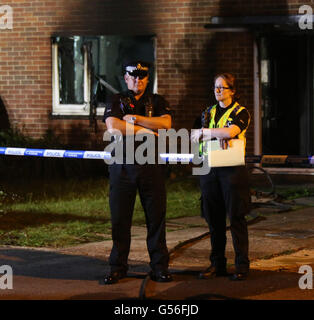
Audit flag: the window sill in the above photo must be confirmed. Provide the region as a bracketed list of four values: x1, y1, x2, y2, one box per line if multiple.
[49, 113, 103, 120]
[50, 107, 104, 120]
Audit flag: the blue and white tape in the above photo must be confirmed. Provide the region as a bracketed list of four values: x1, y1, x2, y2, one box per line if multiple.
[0, 148, 195, 162]
[159, 153, 195, 162]
[0, 147, 112, 160]
[0, 147, 314, 165]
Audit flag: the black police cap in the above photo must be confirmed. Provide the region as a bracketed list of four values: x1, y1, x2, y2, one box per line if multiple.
[123, 61, 151, 78]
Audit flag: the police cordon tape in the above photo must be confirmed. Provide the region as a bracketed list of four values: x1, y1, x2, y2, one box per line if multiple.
[1, 147, 314, 165]
[0, 147, 112, 160]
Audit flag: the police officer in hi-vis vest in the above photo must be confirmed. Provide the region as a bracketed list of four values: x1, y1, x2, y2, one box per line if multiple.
[191, 73, 251, 281]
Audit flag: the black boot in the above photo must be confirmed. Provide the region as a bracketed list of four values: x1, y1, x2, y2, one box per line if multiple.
[149, 270, 173, 282]
[199, 265, 229, 279]
[103, 270, 127, 285]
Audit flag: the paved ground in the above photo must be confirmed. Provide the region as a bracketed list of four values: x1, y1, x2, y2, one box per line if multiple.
[0, 197, 314, 301]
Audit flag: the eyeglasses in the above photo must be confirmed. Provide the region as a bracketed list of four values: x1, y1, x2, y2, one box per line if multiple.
[213, 86, 230, 92]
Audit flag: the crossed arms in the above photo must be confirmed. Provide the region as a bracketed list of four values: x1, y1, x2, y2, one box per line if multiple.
[105, 114, 172, 136]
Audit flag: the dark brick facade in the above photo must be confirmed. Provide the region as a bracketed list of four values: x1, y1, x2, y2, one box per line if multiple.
[0, 0, 306, 152]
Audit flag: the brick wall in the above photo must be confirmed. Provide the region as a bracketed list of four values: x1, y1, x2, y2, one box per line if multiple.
[0, 0, 305, 151]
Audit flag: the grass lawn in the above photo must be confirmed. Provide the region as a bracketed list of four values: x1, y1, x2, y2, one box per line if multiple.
[0, 176, 201, 248]
[1, 170, 312, 248]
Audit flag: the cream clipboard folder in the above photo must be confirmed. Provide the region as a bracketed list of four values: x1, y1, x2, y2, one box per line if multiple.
[205, 139, 245, 167]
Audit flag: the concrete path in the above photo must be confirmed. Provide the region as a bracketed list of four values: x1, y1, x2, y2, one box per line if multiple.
[0, 204, 314, 300]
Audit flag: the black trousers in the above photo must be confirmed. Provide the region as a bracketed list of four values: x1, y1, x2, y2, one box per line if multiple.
[108, 163, 169, 273]
[200, 166, 250, 273]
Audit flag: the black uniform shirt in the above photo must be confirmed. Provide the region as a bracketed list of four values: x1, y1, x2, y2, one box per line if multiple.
[103, 90, 171, 121]
[103, 90, 171, 163]
[214, 101, 250, 132]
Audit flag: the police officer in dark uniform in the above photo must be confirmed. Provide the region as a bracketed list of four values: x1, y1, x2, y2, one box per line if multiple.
[103, 60, 172, 284]
[191, 73, 251, 281]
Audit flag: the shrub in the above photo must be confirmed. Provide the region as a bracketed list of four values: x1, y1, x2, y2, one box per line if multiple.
[0, 128, 108, 181]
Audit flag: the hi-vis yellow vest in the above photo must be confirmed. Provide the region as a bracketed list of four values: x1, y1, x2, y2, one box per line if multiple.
[199, 102, 249, 156]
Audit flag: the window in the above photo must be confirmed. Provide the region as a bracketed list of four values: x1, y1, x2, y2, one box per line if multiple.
[51, 35, 156, 117]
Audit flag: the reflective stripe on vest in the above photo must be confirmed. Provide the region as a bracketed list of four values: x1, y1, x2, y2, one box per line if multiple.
[199, 102, 249, 156]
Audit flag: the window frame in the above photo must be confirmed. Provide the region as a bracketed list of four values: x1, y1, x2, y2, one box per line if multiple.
[51, 35, 157, 117]
[51, 43, 91, 116]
